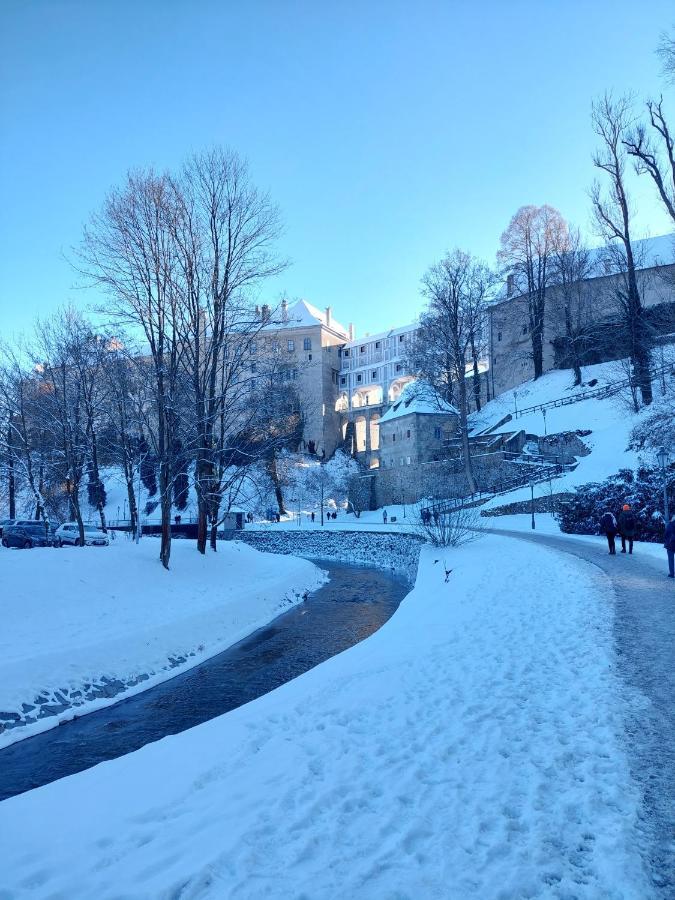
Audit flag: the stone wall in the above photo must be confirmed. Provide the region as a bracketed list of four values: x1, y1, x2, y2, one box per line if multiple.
[237, 530, 424, 586]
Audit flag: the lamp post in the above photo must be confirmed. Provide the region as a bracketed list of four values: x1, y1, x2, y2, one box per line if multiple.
[657, 446, 670, 524]
[542, 407, 547, 437]
[529, 479, 535, 530]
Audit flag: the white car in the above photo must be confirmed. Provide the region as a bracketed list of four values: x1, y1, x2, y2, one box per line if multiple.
[54, 523, 110, 547]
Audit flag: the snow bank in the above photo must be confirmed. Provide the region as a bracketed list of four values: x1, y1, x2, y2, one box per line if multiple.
[0, 535, 651, 898]
[0, 539, 325, 747]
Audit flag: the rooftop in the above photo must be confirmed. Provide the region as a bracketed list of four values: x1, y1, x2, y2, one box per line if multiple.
[379, 381, 459, 423]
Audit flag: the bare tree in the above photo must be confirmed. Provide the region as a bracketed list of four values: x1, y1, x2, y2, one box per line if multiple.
[414, 501, 480, 548]
[32, 310, 91, 545]
[420, 249, 493, 494]
[624, 97, 675, 228]
[550, 225, 594, 386]
[79, 170, 183, 568]
[498, 205, 568, 380]
[170, 148, 286, 554]
[591, 93, 653, 406]
[658, 28, 675, 82]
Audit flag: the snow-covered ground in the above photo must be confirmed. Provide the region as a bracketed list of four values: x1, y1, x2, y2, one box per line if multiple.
[0, 535, 652, 898]
[0, 539, 325, 748]
[471, 355, 673, 510]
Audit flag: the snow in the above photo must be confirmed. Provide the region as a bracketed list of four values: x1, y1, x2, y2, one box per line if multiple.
[0, 535, 651, 898]
[0, 539, 325, 748]
[471, 355, 675, 509]
[379, 380, 459, 423]
[264, 298, 349, 336]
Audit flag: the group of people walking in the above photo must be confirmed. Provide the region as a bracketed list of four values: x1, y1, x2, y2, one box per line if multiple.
[601, 504, 675, 578]
[600, 505, 637, 556]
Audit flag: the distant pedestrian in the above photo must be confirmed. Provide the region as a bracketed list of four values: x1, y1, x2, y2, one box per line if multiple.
[275, 512, 281, 523]
[599, 510, 618, 555]
[664, 513, 675, 578]
[618, 504, 636, 554]
[382, 509, 388, 524]
[433, 510, 440, 526]
[311, 511, 315, 523]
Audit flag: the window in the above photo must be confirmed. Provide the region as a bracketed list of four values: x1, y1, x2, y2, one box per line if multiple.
[392, 433, 396, 442]
[344, 349, 350, 358]
[375, 341, 381, 349]
[399, 335, 404, 342]
[272, 340, 279, 351]
[406, 429, 411, 438]
[303, 338, 312, 351]
[340, 376, 346, 385]
[434, 427, 442, 439]
[406, 456, 411, 465]
[396, 363, 402, 372]
[250, 363, 257, 373]
[522, 324, 528, 335]
[287, 339, 295, 352]
[291, 369, 298, 380]
[357, 373, 362, 383]
[308, 353, 312, 361]
[360, 345, 366, 354]
[497, 331, 502, 342]
[372, 370, 377, 379]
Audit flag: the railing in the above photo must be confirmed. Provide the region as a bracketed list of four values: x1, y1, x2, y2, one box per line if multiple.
[510, 359, 674, 421]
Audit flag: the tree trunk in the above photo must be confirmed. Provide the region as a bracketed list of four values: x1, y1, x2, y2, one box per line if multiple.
[268, 453, 286, 515]
[470, 340, 481, 412]
[7, 423, 15, 519]
[123, 454, 137, 536]
[458, 376, 476, 494]
[90, 430, 107, 530]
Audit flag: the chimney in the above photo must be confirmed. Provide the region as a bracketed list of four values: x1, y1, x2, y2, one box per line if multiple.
[281, 298, 289, 323]
[506, 274, 515, 298]
[261, 303, 270, 322]
[349, 323, 354, 341]
[255, 304, 260, 318]
[325, 306, 332, 328]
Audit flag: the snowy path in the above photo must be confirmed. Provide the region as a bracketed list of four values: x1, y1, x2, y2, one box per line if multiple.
[483, 526, 675, 896]
[0, 537, 652, 899]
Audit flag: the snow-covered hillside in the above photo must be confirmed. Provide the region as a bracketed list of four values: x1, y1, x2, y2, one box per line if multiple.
[470, 354, 673, 507]
[0, 540, 325, 748]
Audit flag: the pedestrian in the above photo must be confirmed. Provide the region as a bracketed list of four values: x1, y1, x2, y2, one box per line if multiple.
[664, 513, 675, 578]
[275, 512, 281, 524]
[599, 509, 618, 555]
[311, 511, 315, 523]
[618, 504, 636, 554]
[382, 509, 388, 524]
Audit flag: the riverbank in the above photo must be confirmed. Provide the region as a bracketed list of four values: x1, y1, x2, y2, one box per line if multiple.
[0, 534, 651, 898]
[0, 540, 325, 748]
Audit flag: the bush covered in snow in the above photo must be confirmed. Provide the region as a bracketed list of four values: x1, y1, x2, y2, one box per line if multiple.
[557, 465, 675, 542]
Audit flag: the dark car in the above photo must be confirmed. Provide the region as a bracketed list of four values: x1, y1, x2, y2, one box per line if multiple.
[0, 518, 15, 537]
[2, 522, 55, 549]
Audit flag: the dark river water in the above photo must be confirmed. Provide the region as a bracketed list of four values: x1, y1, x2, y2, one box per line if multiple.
[0, 559, 409, 802]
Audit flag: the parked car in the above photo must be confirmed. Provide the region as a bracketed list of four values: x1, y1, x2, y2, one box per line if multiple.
[54, 522, 109, 547]
[0, 518, 15, 537]
[2, 522, 55, 548]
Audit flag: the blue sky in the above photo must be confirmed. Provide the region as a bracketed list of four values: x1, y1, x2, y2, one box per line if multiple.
[1, 0, 674, 340]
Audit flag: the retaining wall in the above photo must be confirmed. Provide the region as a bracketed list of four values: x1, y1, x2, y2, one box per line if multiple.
[237, 530, 424, 586]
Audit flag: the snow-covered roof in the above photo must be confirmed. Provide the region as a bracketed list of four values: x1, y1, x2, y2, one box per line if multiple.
[342, 322, 418, 349]
[266, 299, 349, 337]
[493, 233, 675, 305]
[379, 381, 459, 423]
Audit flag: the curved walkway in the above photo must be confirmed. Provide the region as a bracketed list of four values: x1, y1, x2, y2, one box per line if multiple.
[485, 526, 675, 897]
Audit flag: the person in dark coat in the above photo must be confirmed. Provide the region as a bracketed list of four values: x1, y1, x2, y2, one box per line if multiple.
[618, 504, 637, 554]
[600, 510, 618, 555]
[664, 513, 675, 578]
[382, 509, 388, 524]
